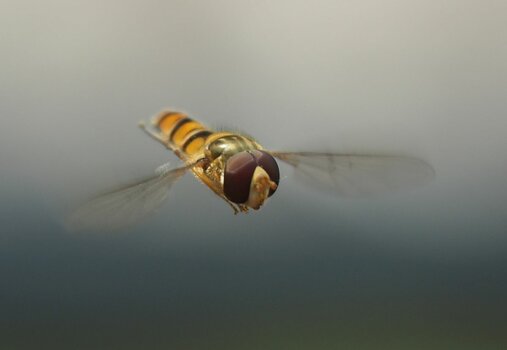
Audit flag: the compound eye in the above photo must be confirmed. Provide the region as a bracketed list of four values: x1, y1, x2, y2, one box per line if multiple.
[224, 152, 257, 204]
[250, 150, 280, 196]
[224, 150, 281, 203]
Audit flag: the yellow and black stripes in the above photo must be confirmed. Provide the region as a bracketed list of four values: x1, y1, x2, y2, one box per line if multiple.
[153, 110, 212, 156]
[181, 130, 212, 154]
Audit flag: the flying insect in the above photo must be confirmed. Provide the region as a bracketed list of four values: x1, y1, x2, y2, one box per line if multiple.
[67, 109, 434, 230]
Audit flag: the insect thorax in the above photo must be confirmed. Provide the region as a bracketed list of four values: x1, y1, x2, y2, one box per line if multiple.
[203, 134, 262, 185]
[206, 134, 261, 160]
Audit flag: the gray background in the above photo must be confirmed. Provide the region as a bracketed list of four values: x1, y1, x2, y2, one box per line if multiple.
[1, 0, 507, 349]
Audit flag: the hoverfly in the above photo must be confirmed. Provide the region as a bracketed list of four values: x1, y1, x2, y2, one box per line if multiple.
[67, 109, 434, 231]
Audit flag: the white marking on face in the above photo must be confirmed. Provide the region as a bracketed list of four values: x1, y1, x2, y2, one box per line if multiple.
[245, 166, 271, 209]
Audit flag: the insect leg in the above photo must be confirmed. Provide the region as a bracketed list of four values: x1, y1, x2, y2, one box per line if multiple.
[189, 163, 244, 214]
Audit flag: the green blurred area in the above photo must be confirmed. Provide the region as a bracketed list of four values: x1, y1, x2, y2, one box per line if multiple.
[1, 194, 506, 349]
[3, 301, 506, 349]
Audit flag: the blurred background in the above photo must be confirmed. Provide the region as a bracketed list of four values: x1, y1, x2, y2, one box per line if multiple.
[1, 0, 507, 349]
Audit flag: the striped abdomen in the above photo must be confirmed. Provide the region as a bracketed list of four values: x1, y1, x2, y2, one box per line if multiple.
[154, 111, 213, 158]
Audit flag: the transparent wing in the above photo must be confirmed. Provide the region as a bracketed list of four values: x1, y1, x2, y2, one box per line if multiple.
[272, 152, 434, 197]
[66, 163, 189, 232]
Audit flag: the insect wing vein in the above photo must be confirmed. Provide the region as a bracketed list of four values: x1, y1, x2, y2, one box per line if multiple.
[271, 151, 434, 197]
[66, 165, 188, 231]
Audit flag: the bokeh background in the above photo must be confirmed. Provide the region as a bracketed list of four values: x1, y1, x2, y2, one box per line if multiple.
[2, 0, 507, 349]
